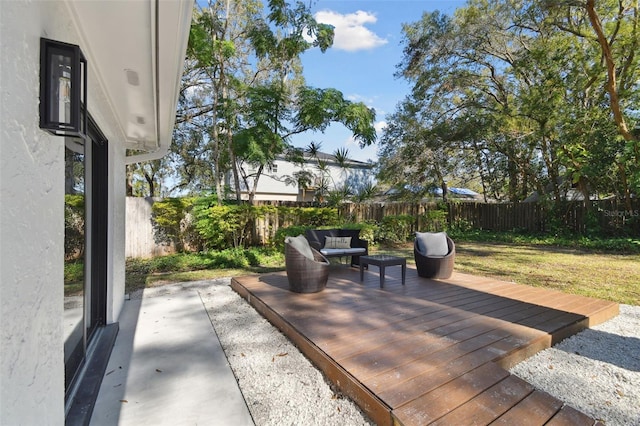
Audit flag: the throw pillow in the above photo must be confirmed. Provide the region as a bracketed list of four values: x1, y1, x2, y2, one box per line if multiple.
[285, 235, 315, 260]
[324, 236, 352, 249]
[416, 232, 449, 256]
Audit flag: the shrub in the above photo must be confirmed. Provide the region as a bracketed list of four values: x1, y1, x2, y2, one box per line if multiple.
[273, 225, 310, 251]
[420, 207, 449, 232]
[64, 260, 84, 284]
[272, 206, 337, 228]
[152, 197, 203, 252]
[65, 194, 85, 260]
[340, 222, 376, 243]
[375, 215, 414, 245]
[194, 204, 252, 249]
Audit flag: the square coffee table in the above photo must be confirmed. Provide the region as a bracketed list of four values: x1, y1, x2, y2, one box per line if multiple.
[359, 254, 406, 288]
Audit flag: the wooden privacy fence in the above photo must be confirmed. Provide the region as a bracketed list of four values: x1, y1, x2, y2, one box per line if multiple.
[126, 197, 638, 257]
[339, 199, 639, 235]
[447, 202, 546, 232]
[448, 199, 639, 234]
[126, 197, 174, 258]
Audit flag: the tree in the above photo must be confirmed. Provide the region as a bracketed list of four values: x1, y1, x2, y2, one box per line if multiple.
[379, 0, 638, 206]
[173, 0, 262, 202]
[232, 1, 376, 202]
[126, 157, 169, 197]
[543, 0, 640, 207]
[174, 1, 376, 204]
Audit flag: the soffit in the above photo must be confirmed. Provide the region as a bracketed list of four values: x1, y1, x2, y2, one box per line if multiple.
[66, 0, 192, 152]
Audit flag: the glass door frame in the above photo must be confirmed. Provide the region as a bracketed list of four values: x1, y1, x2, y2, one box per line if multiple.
[64, 114, 108, 400]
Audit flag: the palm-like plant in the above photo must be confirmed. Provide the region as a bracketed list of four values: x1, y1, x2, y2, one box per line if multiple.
[306, 141, 322, 158]
[326, 183, 353, 206]
[352, 180, 377, 202]
[293, 170, 314, 201]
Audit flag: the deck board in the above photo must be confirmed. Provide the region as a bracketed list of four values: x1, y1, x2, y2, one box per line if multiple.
[231, 266, 618, 426]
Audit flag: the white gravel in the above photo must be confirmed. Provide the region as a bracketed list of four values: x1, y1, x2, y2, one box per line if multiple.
[510, 304, 640, 426]
[133, 279, 640, 426]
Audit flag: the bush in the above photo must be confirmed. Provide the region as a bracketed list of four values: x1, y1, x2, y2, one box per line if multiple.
[152, 197, 203, 251]
[64, 260, 84, 284]
[270, 206, 337, 228]
[375, 215, 414, 245]
[340, 222, 376, 243]
[193, 204, 257, 250]
[273, 225, 310, 251]
[65, 194, 85, 260]
[420, 207, 449, 232]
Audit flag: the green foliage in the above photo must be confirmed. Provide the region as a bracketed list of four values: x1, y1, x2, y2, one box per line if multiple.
[295, 87, 377, 146]
[273, 225, 310, 251]
[375, 215, 415, 245]
[295, 207, 339, 227]
[380, 0, 639, 205]
[125, 248, 278, 276]
[341, 222, 376, 244]
[419, 207, 449, 232]
[65, 194, 85, 260]
[151, 196, 341, 251]
[64, 261, 84, 284]
[194, 204, 257, 250]
[152, 197, 203, 251]
[448, 229, 640, 254]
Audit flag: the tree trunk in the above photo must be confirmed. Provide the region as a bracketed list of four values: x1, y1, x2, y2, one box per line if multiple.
[586, 0, 635, 145]
[144, 170, 155, 197]
[126, 164, 134, 196]
[586, 0, 637, 210]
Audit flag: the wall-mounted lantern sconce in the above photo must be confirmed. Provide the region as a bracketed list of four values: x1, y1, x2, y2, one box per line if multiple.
[39, 38, 87, 137]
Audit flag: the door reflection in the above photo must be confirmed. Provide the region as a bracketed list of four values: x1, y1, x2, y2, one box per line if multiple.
[64, 138, 85, 388]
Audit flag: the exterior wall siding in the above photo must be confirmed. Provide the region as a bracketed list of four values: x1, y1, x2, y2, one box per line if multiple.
[241, 157, 371, 201]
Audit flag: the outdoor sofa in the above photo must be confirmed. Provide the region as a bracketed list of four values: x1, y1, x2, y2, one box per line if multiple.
[305, 228, 368, 267]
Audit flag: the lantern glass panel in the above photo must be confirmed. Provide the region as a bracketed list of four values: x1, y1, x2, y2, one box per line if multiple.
[49, 52, 73, 127]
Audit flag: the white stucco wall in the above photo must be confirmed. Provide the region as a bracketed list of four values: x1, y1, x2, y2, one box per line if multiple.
[1, 1, 127, 422]
[109, 141, 127, 323]
[1, 2, 71, 423]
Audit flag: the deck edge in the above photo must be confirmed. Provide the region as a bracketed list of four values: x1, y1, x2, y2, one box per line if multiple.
[230, 277, 393, 426]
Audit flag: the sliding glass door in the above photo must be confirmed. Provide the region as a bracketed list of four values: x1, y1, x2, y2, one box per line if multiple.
[63, 117, 107, 398]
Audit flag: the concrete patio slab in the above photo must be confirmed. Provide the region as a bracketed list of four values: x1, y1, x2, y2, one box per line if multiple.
[90, 290, 253, 425]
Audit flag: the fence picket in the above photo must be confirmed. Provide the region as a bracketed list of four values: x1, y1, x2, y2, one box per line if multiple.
[125, 198, 639, 257]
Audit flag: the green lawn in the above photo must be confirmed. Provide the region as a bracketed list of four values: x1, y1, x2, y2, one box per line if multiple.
[120, 241, 640, 305]
[371, 242, 640, 305]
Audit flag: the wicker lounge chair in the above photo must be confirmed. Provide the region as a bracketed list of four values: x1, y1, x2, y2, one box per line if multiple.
[413, 233, 455, 279]
[285, 236, 330, 293]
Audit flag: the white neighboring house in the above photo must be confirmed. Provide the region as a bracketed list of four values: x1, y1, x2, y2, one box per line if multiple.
[0, 1, 192, 424]
[235, 151, 374, 202]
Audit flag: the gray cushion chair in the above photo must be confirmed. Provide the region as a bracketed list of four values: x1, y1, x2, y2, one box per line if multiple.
[414, 232, 455, 279]
[284, 235, 330, 293]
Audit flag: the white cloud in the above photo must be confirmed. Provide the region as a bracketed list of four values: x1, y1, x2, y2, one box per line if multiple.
[346, 93, 378, 107]
[315, 10, 388, 52]
[374, 120, 387, 134]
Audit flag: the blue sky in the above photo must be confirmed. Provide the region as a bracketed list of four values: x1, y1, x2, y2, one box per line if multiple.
[291, 0, 468, 162]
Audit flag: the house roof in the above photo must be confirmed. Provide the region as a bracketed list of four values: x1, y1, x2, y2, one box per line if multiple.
[278, 150, 373, 169]
[66, 0, 192, 161]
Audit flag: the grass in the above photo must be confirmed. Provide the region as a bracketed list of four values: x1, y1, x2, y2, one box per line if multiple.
[60, 232, 637, 305]
[371, 242, 640, 305]
[124, 248, 284, 293]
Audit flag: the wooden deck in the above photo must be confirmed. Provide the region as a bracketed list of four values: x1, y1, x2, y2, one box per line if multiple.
[231, 265, 618, 426]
